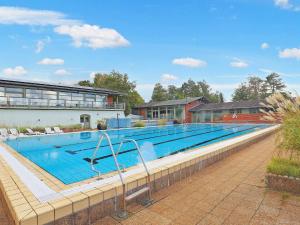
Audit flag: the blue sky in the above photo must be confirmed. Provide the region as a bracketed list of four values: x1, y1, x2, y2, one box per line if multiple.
[0, 0, 300, 101]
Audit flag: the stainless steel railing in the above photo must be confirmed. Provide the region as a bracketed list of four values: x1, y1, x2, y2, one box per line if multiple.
[0, 96, 125, 110]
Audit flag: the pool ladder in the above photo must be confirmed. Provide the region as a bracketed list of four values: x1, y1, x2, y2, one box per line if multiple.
[90, 132, 152, 219]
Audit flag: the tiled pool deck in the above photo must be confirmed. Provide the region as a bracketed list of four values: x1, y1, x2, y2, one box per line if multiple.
[91, 134, 300, 225]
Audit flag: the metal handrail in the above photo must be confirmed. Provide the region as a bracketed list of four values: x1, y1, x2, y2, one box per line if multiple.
[90, 132, 125, 185]
[116, 139, 150, 176]
[0, 96, 125, 110]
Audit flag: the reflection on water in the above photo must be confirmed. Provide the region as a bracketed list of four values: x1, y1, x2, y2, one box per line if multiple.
[138, 142, 157, 162]
[80, 132, 92, 140]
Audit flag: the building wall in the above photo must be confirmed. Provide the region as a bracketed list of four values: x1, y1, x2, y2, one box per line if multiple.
[0, 109, 124, 129]
[138, 108, 147, 119]
[107, 96, 114, 104]
[184, 101, 203, 123]
[192, 108, 265, 123]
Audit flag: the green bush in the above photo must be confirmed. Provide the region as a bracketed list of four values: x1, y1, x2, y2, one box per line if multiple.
[133, 121, 145, 127]
[17, 127, 28, 133]
[279, 115, 300, 159]
[267, 158, 300, 178]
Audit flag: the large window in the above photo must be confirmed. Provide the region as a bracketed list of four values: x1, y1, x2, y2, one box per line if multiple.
[249, 108, 258, 114]
[0, 87, 4, 96]
[71, 93, 84, 101]
[26, 89, 42, 99]
[59, 92, 72, 100]
[85, 93, 96, 102]
[43, 90, 57, 99]
[5, 87, 24, 98]
[96, 95, 107, 102]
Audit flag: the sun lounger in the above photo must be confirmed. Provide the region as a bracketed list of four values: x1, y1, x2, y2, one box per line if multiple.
[45, 127, 55, 134]
[26, 128, 43, 135]
[0, 128, 17, 139]
[0, 128, 9, 139]
[9, 128, 25, 137]
[53, 127, 64, 133]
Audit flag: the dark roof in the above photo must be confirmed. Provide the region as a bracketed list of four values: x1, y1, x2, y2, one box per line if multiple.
[189, 100, 264, 112]
[135, 97, 208, 108]
[0, 78, 124, 95]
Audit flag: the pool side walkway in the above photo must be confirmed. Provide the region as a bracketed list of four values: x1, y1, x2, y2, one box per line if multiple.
[94, 135, 300, 225]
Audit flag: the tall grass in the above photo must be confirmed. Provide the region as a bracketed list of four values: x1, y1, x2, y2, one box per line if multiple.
[261, 93, 300, 160]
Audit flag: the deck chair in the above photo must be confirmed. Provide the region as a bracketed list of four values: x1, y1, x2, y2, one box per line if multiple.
[9, 128, 25, 137]
[26, 128, 42, 135]
[53, 127, 64, 133]
[45, 127, 55, 134]
[0, 128, 9, 138]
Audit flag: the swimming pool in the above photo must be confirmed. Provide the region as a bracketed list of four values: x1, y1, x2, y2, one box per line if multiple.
[5, 123, 270, 184]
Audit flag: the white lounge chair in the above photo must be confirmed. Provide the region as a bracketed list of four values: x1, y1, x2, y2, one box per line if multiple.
[26, 128, 42, 135]
[0, 128, 16, 139]
[9, 128, 25, 137]
[53, 127, 64, 133]
[45, 127, 55, 134]
[0, 128, 9, 139]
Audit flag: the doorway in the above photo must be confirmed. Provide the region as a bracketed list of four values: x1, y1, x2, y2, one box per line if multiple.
[80, 114, 91, 129]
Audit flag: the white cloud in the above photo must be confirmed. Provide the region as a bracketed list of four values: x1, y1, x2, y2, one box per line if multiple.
[161, 73, 178, 82]
[274, 0, 292, 9]
[54, 24, 130, 49]
[38, 58, 64, 65]
[54, 69, 70, 76]
[274, 0, 300, 11]
[279, 48, 300, 60]
[230, 58, 249, 68]
[35, 36, 51, 53]
[261, 42, 269, 49]
[0, 7, 130, 50]
[172, 57, 207, 68]
[0, 6, 79, 26]
[2, 66, 27, 76]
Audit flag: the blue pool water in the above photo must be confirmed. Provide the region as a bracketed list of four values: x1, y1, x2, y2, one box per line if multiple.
[5, 123, 270, 184]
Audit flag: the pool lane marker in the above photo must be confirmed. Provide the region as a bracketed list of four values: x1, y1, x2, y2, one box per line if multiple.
[57, 124, 189, 149]
[84, 125, 247, 164]
[66, 124, 223, 155]
[165, 125, 260, 157]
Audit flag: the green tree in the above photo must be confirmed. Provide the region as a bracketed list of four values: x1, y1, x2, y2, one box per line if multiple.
[167, 85, 183, 100]
[151, 83, 168, 101]
[232, 74, 287, 101]
[232, 83, 250, 101]
[78, 70, 144, 115]
[78, 80, 92, 87]
[265, 73, 286, 94]
[218, 93, 224, 103]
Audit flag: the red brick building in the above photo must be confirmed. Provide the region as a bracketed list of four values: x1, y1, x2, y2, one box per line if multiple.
[134, 98, 269, 123]
[133, 97, 209, 123]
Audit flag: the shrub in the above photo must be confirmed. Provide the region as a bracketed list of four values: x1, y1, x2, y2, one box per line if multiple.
[157, 119, 167, 126]
[17, 127, 27, 133]
[261, 93, 300, 160]
[267, 158, 300, 178]
[133, 121, 145, 127]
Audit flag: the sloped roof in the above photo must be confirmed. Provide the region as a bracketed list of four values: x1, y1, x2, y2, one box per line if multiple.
[0, 78, 125, 95]
[189, 99, 264, 112]
[135, 96, 208, 108]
